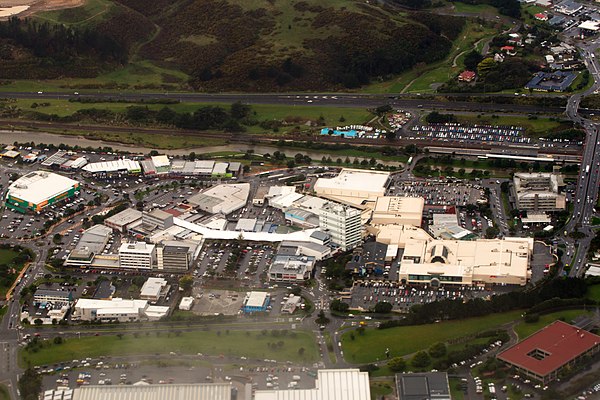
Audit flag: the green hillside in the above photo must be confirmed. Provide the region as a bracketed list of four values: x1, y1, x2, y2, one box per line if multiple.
[0, 0, 466, 92]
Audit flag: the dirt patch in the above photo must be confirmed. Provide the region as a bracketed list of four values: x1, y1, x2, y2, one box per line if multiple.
[1, 0, 84, 18]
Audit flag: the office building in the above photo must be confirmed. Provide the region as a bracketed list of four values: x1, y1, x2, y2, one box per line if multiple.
[5, 171, 80, 213]
[72, 298, 149, 322]
[319, 202, 362, 251]
[242, 291, 270, 313]
[498, 320, 600, 384]
[156, 242, 193, 271]
[139, 277, 168, 302]
[118, 242, 156, 270]
[268, 254, 316, 282]
[513, 173, 566, 212]
[104, 208, 142, 232]
[65, 225, 112, 267]
[142, 209, 174, 230]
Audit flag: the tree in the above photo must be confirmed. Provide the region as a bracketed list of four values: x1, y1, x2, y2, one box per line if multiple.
[485, 226, 500, 239]
[373, 301, 393, 314]
[179, 275, 194, 291]
[477, 57, 495, 77]
[388, 356, 407, 372]
[116, 333, 124, 340]
[18, 368, 42, 400]
[411, 351, 431, 368]
[286, 160, 296, 169]
[53, 336, 64, 345]
[428, 342, 447, 358]
[463, 50, 483, 71]
[298, 347, 305, 356]
[330, 299, 350, 312]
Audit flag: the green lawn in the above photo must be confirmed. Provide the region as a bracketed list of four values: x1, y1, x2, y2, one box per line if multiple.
[11, 98, 373, 137]
[341, 310, 522, 364]
[514, 309, 593, 340]
[365, 21, 497, 93]
[449, 377, 466, 400]
[370, 381, 394, 400]
[0, 384, 9, 400]
[452, 2, 498, 14]
[0, 249, 18, 264]
[586, 285, 600, 302]
[20, 329, 319, 366]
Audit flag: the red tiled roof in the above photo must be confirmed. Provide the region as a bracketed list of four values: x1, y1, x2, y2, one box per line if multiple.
[501, 46, 515, 51]
[458, 71, 476, 79]
[497, 320, 600, 377]
[163, 209, 183, 217]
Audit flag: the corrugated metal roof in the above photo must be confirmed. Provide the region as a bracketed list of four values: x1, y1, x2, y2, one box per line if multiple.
[255, 369, 370, 400]
[72, 383, 232, 400]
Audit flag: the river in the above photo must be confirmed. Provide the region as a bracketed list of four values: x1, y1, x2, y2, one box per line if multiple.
[0, 130, 404, 166]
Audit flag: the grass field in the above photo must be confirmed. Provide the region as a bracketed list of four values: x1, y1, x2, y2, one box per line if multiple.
[0, 385, 9, 400]
[586, 285, 600, 302]
[20, 329, 318, 366]
[370, 381, 394, 400]
[452, 2, 498, 14]
[341, 310, 522, 364]
[365, 21, 498, 93]
[33, 0, 114, 26]
[514, 309, 593, 339]
[11, 99, 373, 137]
[0, 249, 18, 265]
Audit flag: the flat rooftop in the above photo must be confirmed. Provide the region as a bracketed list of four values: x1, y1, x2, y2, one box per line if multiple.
[396, 372, 450, 400]
[71, 383, 232, 400]
[7, 171, 78, 204]
[315, 168, 389, 195]
[105, 208, 142, 227]
[498, 320, 600, 377]
[245, 291, 269, 308]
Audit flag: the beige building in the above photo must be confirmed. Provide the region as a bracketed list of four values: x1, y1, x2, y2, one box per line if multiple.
[513, 173, 566, 212]
[374, 225, 532, 286]
[314, 168, 390, 208]
[371, 196, 424, 226]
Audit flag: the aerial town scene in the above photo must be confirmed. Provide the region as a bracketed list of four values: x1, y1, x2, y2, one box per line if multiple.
[1, 0, 600, 400]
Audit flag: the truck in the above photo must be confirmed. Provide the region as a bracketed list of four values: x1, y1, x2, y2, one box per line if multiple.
[586, 165, 590, 174]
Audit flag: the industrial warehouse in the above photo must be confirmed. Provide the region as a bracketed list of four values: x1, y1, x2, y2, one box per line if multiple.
[5, 171, 80, 213]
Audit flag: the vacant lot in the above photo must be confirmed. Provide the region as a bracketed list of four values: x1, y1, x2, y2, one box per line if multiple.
[20, 329, 318, 366]
[341, 310, 522, 364]
[514, 309, 593, 339]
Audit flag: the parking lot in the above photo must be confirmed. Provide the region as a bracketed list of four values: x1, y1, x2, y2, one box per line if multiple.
[40, 357, 319, 393]
[407, 123, 532, 145]
[348, 281, 492, 311]
[195, 241, 275, 286]
[387, 179, 486, 207]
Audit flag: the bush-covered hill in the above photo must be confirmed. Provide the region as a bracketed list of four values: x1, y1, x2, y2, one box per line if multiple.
[114, 0, 465, 91]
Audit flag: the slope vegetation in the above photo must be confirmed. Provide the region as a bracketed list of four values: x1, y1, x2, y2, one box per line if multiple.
[114, 0, 465, 91]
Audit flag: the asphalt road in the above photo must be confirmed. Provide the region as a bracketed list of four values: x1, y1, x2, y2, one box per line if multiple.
[0, 91, 569, 114]
[561, 37, 600, 277]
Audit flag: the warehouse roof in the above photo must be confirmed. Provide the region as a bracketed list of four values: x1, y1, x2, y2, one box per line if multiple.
[7, 171, 79, 205]
[315, 169, 389, 195]
[498, 320, 600, 377]
[255, 369, 370, 400]
[104, 208, 143, 228]
[71, 383, 232, 400]
[83, 159, 141, 173]
[188, 183, 250, 214]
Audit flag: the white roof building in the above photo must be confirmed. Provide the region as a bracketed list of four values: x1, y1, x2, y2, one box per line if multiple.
[70, 383, 232, 400]
[179, 296, 194, 310]
[151, 155, 170, 168]
[188, 183, 250, 215]
[6, 171, 79, 207]
[314, 169, 390, 207]
[139, 277, 167, 301]
[73, 298, 148, 322]
[255, 369, 370, 400]
[83, 159, 141, 173]
[371, 196, 424, 226]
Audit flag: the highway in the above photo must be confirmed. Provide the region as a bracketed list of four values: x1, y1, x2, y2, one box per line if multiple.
[561, 40, 600, 277]
[0, 90, 570, 114]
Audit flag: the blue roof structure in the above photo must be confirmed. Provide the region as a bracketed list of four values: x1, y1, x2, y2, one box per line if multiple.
[525, 71, 577, 91]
